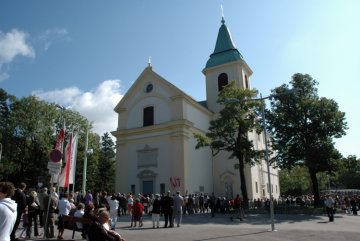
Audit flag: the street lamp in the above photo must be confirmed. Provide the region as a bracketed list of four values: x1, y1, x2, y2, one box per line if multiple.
[225, 88, 298, 232]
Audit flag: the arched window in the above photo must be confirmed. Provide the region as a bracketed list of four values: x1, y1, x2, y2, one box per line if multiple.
[245, 75, 249, 89]
[143, 106, 154, 126]
[218, 73, 228, 92]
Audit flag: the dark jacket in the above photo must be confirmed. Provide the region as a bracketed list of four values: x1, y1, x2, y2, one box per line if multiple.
[12, 188, 27, 212]
[161, 195, 173, 213]
[152, 198, 161, 214]
[87, 218, 118, 241]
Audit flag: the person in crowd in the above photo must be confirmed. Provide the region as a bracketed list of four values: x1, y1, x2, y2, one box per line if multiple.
[203, 194, 209, 213]
[82, 202, 96, 239]
[120, 193, 127, 216]
[350, 196, 358, 215]
[109, 193, 119, 230]
[209, 193, 216, 217]
[69, 198, 77, 215]
[88, 211, 125, 241]
[43, 191, 57, 238]
[151, 194, 161, 228]
[84, 190, 93, 206]
[26, 191, 40, 238]
[37, 187, 48, 227]
[74, 203, 85, 229]
[127, 193, 133, 215]
[233, 194, 244, 221]
[161, 191, 174, 228]
[116, 193, 122, 217]
[99, 191, 110, 210]
[199, 193, 204, 213]
[10, 182, 26, 241]
[324, 194, 335, 222]
[173, 191, 184, 227]
[0, 182, 17, 241]
[51, 187, 59, 202]
[131, 198, 144, 227]
[57, 193, 71, 239]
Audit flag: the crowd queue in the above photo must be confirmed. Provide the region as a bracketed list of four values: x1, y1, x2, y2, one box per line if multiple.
[1, 180, 360, 241]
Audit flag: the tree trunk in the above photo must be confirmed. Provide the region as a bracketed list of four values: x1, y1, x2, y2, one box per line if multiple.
[238, 155, 249, 207]
[309, 168, 321, 207]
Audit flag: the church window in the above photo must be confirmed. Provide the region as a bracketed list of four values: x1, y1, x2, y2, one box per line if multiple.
[143, 106, 154, 126]
[245, 75, 249, 89]
[218, 73, 228, 92]
[131, 184, 135, 195]
[160, 183, 165, 194]
[255, 181, 258, 193]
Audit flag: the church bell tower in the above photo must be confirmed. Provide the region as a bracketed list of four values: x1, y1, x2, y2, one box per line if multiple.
[203, 17, 253, 114]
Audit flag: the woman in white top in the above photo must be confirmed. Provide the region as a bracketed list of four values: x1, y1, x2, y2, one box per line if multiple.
[74, 203, 85, 229]
[57, 193, 71, 239]
[108, 194, 119, 230]
[127, 194, 133, 215]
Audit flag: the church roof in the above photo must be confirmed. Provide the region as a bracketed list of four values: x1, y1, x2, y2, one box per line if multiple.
[205, 17, 243, 69]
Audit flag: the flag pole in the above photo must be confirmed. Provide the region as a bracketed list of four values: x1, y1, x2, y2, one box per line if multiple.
[82, 127, 89, 195]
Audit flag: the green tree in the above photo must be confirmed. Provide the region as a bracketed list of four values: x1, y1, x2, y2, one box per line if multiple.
[0, 88, 102, 191]
[335, 155, 360, 189]
[279, 166, 311, 196]
[266, 74, 347, 206]
[94, 132, 116, 193]
[194, 81, 263, 204]
[0, 94, 58, 185]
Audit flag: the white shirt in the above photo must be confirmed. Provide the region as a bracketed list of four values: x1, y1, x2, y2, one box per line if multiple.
[109, 199, 119, 215]
[0, 198, 17, 241]
[74, 209, 84, 229]
[58, 198, 71, 216]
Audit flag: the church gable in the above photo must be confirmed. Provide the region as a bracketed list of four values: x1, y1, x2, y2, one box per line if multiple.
[114, 66, 202, 130]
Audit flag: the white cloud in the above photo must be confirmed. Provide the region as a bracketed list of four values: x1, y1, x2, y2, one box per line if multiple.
[0, 29, 35, 81]
[37, 27, 69, 51]
[33, 80, 123, 137]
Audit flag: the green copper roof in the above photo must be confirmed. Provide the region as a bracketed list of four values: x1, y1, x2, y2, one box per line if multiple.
[205, 17, 243, 68]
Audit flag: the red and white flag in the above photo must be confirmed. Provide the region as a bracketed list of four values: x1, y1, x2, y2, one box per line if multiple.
[51, 128, 65, 183]
[59, 131, 78, 188]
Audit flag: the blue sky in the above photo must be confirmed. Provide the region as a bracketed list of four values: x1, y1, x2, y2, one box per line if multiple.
[1, 0, 359, 157]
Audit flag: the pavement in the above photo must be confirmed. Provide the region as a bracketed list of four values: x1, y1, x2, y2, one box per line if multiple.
[14, 212, 360, 241]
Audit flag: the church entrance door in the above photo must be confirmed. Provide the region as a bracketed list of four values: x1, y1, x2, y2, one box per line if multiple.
[143, 180, 153, 195]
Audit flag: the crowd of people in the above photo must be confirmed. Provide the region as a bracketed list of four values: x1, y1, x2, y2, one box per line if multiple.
[2, 180, 360, 241]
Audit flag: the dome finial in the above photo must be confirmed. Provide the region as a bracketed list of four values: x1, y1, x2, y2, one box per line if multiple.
[221, 4, 225, 24]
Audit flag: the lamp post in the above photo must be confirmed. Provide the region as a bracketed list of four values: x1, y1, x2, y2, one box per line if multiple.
[55, 104, 66, 193]
[82, 127, 93, 195]
[82, 128, 89, 195]
[225, 88, 297, 232]
[0, 142, 2, 163]
[259, 93, 276, 232]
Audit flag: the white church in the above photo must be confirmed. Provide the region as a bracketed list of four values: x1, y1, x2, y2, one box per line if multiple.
[112, 17, 280, 200]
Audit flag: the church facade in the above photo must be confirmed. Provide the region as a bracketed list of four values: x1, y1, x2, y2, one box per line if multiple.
[112, 17, 280, 199]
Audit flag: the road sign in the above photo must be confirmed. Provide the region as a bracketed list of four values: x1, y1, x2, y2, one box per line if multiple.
[49, 149, 62, 163]
[47, 162, 61, 174]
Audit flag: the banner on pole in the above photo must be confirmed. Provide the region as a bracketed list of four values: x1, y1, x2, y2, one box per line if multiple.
[58, 131, 78, 188]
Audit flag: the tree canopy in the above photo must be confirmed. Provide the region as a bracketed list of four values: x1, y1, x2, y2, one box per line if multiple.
[0, 88, 116, 193]
[266, 73, 347, 206]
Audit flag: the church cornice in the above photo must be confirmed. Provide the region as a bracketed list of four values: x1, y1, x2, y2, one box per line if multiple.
[111, 119, 194, 140]
[202, 59, 253, 76]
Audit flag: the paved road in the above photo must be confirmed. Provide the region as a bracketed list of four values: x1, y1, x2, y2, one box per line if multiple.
[16, 212, 360, 241]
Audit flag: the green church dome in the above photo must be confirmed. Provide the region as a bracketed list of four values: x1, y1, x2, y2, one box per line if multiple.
[205, 17, 243, 69]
